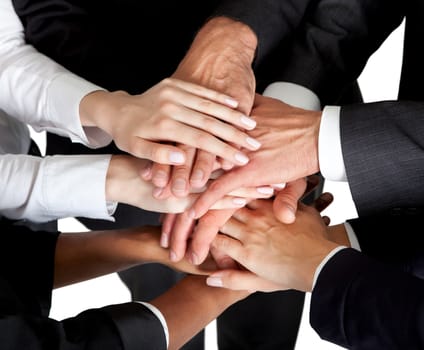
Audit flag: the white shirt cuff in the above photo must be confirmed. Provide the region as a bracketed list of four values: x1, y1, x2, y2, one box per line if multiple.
[46, 73, 113, 148]
[262, 82, 321, 111]
[137, 302, 169, 349]
[312, 246, 347, 291]
[344, 221, 361, 251]
[318, 106, 348, 181]
[38, 154, 116, 221]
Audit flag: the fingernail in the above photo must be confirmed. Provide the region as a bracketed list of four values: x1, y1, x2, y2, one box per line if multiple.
[172, 179, 186, 193]
[170, 250, 178, 262]
[188, 208, 196, 219]
[190, 252, 200, 265]
[140, 165, 152, 179]
[206, 276, 223, 287]
[160, 233, 169, 248]
[285, 205, 296, 222]
[240, 115, 256, 129]
[169, 152, 185, 164]
[256, 186, 274, 195]
[154, 171, 168, 187]
[234, 152, 249, 165]
[191, 169, 204, 183]
[232, 197, 247, 206]
[272, 183, 286, 190]
[225, 98, 239, 108]
[153, 187, 163, 198]
[246, 137, 261, 150]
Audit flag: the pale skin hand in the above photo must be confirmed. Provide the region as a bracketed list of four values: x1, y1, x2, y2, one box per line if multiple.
[79, 77, 260, 166]
[163, 177, 319, 266]
[206, 199, 341, 293]
[190, 93, 322, 219]
[105, 155, 273, 214]
[150, 16, 258, 195]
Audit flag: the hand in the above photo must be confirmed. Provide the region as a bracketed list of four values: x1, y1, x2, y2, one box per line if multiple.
[79, 78, 260, 165]
[106, 155, 271, 214]
[148, 17, 258, 197]
[207, 196, 339, 293]
[273, 175, 323, 224]
[190, 94, 322, 218]
[160, 182, 275, 262]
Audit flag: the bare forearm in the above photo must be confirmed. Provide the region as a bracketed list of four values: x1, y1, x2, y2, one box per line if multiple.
[53, 227, 162, 288]
[150, 275, 249, 350]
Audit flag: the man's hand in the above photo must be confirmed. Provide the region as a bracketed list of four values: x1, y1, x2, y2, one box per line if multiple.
[207, 196, 339, 293]
[190, 94, 322, 219]
[149, 16, 258, 197]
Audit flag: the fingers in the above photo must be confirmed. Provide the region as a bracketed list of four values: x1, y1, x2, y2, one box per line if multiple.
[228, 186, 274, 199]
[160, 213, 177, 248]
[206, 270, 282, 292]
[169, 146, 196, 197]
[218, 216, 246, 241]
[168, 78, 240, 113]
[129, 138, 186, 165]
[303, 174, 322, 199]
[272, 178, 308, 224]
[159, 119, 257, 165]
[191, 170, 244, 218]
[189, 150, 216, 189]
[168, 211, 197, 262]
[168, 78, 257, 130]
[187, 208, 237, 265]
[313, 192, 334, 213]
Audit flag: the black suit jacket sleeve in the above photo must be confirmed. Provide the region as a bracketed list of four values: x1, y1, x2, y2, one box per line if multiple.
[310, 248, 424, 350]
[0, 221, 167, 350]
[348, 214, 424, 278]
[269, 0, 405, 104]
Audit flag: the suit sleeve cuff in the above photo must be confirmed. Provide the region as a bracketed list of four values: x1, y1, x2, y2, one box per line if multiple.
[312, 246, 347, 291]
[137, 302, 169, 348]
[102, 302, 168, 350]
[319, 106, 348, 181]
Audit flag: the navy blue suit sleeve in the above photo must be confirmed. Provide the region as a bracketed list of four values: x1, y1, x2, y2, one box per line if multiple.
[311, 248, 424, 349]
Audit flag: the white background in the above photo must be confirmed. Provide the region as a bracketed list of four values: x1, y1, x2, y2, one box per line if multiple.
[30, 20, 405, 350]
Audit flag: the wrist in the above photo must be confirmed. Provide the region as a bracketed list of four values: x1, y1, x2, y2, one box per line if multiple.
[179, 17, 257, 80]
[306, 110, 322, 175]
[79, 90, 128, 135]
[327, 224, 351, 247]
[200, 17, 258, 60]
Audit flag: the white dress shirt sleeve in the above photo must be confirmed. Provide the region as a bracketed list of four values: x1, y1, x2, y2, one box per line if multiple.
[262, 82, 321, 111]
[0, 0, 112, 148]
[318, 106, 348, 181]
[0, 153, 117, 222]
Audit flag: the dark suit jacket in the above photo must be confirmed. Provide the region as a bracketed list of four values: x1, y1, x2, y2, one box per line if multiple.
[0, 219, 167, 349]
[310, 214, 424, 350]
[271, 0, 424, 217]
